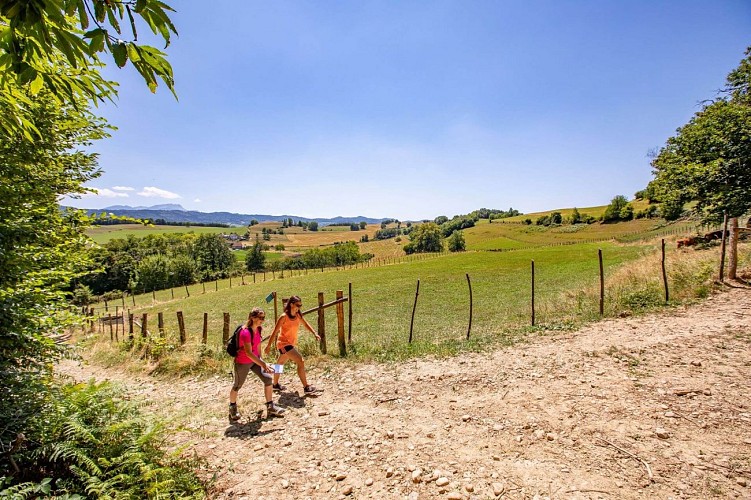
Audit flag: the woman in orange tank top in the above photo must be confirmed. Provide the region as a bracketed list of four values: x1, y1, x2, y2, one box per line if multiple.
[264, 295, 322, 395]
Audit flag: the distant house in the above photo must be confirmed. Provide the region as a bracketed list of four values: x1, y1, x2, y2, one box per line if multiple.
[230, 242, 245, 250]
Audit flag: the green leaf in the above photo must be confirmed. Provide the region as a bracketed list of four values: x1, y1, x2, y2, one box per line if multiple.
[126, 5, 138, 40]
[93, 0, 105, 23]
[76, 0, 88, 29]
[29, 74, 44, 94]
[111, 41, 128, 68]
[106, 6, 121, 34]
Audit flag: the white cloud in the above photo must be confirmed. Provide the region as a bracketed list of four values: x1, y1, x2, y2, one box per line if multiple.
[81, 188, 129, 198]
[138, 186, 181, 199]
[112, 186, 135, 191]
[194, 198, 202, 203]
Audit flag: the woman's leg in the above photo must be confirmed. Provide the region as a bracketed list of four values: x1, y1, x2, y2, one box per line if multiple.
[273, 350, 291, 386]
[285, 348, 308, 387]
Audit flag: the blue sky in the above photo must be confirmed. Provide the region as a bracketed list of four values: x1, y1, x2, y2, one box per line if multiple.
[65, 0, 751, 221]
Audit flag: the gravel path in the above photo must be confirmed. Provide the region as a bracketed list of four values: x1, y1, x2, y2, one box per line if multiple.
[59, 286, 751, 499]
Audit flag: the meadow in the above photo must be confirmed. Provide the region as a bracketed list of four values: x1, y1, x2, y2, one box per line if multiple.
[86, 223, 234, 244]
[84, 217, 748, 377]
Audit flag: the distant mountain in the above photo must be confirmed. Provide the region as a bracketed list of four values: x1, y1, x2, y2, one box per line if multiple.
[103, 203, 187, 211]
[76, 206, 388, 226]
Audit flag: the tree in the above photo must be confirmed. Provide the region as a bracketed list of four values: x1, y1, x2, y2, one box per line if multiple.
[602, 195, 630, 222]
[359, 221, 367, 230]
[245, 236, 266, 272]
[404, 222, 443, 254]
[650, 46, 751, 279]
[447, 231, 466, 252]
[569, 207, 582, 224]
[190, 233, 234, 280]
[1, 0, 177, 139]
[308, 221, 319, 231]
[0, 88, 106, 476]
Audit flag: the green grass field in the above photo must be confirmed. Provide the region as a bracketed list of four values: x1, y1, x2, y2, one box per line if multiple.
[98, 241, 656, 362]
[86, 224, 237, 244]
[85, 209, 741, 375]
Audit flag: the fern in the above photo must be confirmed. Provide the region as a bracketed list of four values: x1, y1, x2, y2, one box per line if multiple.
[1, 380, 205, 498]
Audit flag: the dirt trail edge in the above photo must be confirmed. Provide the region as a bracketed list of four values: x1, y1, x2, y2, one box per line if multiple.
[58, 287, 751, 499]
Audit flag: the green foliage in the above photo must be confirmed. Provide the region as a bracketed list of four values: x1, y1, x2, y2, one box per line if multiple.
[0, 89, 105, 469]
[602, 195, 631, 222]
[536, 213, 562, 226]
[245, 237, 266, 272]
[650, 46, 751, 224]
[1, 381, 205, 498]
[374, 227, 400, 240]
[308, 221, 319, 232]
[284, 241, 366, 269]
[447, 231, 466, 252]
[189, 234, 234, 281]
[439, 216, 476, 237]
[404, 222, 443, 254]
[0, 0, 177, 139]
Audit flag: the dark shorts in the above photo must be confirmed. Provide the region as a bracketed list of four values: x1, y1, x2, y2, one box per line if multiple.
[232, 362, 272, 391]
[278, 345, 294, 355]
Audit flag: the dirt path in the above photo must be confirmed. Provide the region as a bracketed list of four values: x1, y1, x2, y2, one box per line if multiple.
[59, 286, 751, 499]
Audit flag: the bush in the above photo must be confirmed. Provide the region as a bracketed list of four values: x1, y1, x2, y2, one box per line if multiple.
[448, 231, 466, 252]
[1, 381, 205, 498]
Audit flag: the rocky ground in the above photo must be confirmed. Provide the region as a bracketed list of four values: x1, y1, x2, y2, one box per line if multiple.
[59, 285, 751, 499]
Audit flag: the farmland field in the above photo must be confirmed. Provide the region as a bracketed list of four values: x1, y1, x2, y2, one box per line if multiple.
[86, 224, 235, 244]
[106, 240, 664, 362]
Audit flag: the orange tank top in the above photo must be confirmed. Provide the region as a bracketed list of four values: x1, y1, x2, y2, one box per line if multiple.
[277, 314, 301, 348]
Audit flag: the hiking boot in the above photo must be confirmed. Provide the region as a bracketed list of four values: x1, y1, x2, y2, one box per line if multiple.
[266, 402, 286, 417]
[228, 404, 240, 422]
[272, 383, 286, 392]
[303, 385, 320, 396]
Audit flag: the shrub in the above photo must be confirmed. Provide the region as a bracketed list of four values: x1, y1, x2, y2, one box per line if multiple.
[1, 381, 205, 498]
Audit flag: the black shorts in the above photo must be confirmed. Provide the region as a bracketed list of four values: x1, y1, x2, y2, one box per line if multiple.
[278, 345, 294, 355]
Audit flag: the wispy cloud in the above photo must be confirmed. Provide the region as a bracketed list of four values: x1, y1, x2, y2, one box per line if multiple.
[138, 186, 181, 199]
[81, 188, 129, 198]
[112, 186, 135, 191]
[194, 198, 202, 203]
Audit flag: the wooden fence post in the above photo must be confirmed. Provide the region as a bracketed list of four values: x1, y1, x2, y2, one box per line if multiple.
[273, 292, 278, 326]
[128, 312, 134, 341]
[222, 312, 230, 345]
[661, 239, 669, 303]
[132, 294, 135, 307]
[171, 288, 174, 300]
[202, 312, 208, 345]
[336, 290, 346, 357]
[141, 313, 148, 339]
[466, 273, 473, 340]
[531, 261, 535, 326]
[202, 282, 206, 294]
[409, 279, 420, 343]
[348, 282, 352, 343]
[152, 290, 156, 302]
[108, 313, 113, 341]
[318, 292, 326, 354]
[158, 312, 165, 338]
[185, 285, 190, 298]
[177, 311, 186, 345]
[719, 211, 728, 282]
[598, 249, 604, 316]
